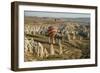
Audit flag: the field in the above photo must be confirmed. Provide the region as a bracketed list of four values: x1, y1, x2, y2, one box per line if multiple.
[24, 16, 90, 62]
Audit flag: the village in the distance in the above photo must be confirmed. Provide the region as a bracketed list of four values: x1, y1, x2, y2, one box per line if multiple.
[24, 15, 90, 62]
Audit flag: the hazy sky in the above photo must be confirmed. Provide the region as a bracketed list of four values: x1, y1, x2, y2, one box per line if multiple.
[24, 11, 90, 18]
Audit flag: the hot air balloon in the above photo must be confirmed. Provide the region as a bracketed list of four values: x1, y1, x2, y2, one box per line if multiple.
[48, 26, 58, 44]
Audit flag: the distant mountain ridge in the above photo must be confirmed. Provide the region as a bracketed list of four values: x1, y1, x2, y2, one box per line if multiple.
[25, 16, 90, 25]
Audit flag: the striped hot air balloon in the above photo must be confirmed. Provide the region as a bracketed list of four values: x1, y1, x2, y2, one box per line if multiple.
[48, 26, 58, 44]
[48, 26, 58, 38]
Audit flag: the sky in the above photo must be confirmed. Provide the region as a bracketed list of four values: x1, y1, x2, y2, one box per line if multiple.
[24, 11, 90, 18]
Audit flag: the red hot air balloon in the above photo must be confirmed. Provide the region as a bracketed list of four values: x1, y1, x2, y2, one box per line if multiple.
[48, 26, 58, 44]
